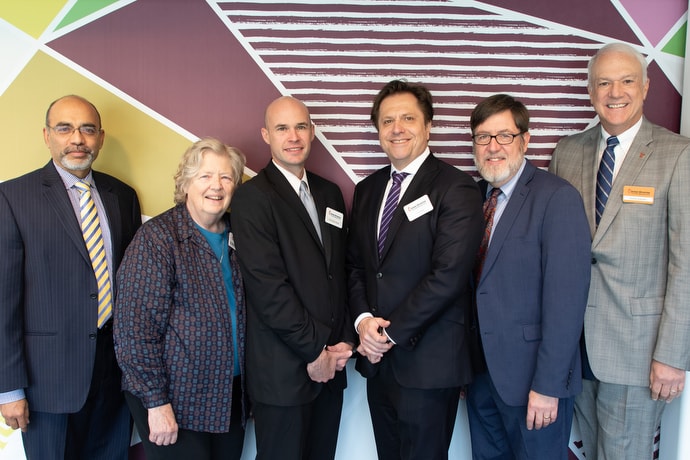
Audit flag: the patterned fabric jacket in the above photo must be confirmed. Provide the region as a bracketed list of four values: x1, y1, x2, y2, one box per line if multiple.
[114, 204, 246, 433]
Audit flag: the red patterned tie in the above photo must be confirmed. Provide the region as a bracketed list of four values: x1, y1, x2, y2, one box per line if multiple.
[474, 187, 501, 284]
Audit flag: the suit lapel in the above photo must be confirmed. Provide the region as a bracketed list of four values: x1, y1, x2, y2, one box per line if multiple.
[379, 154, 439, 261]
[364, 167, 391, 263]
[308, 173, 333, 267]
[480, 162, 534, 285]
[593, 119, 653, 247]
[581, 129, 600, 237]
[41, 162, 90, 265]
[93, 172, 123, 268]
[265, 162, 325, 253]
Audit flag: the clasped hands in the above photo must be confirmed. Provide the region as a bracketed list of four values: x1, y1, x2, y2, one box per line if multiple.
[356, 317, 394, 364]
[307, 342, 353, 383]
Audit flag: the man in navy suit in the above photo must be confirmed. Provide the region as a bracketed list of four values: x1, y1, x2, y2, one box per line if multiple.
[466, 94, 591, 459]
[231, 96, 353, 460]
[347, 80, 484, 460]
[0, 95, 141, 459]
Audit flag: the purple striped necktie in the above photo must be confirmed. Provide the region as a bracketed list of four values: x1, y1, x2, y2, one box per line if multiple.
[378, 171, 409, 257]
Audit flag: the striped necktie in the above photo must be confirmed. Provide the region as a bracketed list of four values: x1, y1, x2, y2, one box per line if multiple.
[378, 171, 409, 257]
[595, 136, 619, 226]
[74, 180, 112, 328]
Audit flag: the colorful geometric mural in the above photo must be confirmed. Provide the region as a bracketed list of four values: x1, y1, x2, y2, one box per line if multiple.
[1, 1, 688, 459]
[1, 0, 687, 215]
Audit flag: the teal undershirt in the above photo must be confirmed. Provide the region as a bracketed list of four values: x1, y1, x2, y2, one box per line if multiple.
[195, 224, 241, 377]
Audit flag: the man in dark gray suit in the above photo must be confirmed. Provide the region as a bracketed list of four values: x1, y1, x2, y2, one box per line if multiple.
[550, 43, 690, 459]
[0, 95, 141, 460]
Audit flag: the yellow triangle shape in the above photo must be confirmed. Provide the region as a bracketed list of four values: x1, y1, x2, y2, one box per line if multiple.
[0, 1, 67, 39]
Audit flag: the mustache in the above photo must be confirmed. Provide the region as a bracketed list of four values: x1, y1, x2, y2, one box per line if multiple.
[63, 146, 94, 155]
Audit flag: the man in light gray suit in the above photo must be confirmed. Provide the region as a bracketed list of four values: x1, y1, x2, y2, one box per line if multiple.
[549, 42, 690, 459]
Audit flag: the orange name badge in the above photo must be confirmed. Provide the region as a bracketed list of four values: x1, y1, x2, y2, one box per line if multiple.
[623, 185, 655, 204]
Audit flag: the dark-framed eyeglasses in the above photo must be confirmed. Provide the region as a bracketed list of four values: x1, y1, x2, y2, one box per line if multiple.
[472, 132, 524, 145]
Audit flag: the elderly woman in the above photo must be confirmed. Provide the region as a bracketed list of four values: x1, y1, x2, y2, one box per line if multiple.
[114, 137, 247, 460]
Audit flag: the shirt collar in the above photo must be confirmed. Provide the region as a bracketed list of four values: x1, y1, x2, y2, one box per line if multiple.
[600, 117, 643, 150]
[390, 148, 430, 177]
[487, 158, 526, 200]
[53, 160, 94, 190]
[272, 159, 310, 195]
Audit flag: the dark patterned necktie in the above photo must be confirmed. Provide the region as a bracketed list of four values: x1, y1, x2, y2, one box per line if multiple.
[474, 187, 501, 283]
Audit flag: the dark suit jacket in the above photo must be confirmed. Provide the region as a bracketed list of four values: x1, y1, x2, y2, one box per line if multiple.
[347, 153, 483, 389]
[473, 160, 590, 406]
[230, 161, 353, 406]
[0, 161, 141, 413]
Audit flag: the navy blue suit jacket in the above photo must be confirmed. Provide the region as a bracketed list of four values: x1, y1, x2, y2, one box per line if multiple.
[0, 161, 141, 413]
[474, 161, 590, 406]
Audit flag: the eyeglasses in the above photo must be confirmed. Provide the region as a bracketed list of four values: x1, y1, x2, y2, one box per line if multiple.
[472, 132, 524, 145]
[47, 125, 101, 136]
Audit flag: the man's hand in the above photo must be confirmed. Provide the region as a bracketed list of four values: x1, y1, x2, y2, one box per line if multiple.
[356, 317, 393, 364]
[526, 390, 558, 430]
[327, 342, 354, 371]
[307, 346, 353, 383]
[0, 399, 29, 432]
[650, 359, 686, 403]
[148, 403, 178, 446]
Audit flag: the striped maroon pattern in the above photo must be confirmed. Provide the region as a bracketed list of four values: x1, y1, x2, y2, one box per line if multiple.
[214, 0, 600, 179]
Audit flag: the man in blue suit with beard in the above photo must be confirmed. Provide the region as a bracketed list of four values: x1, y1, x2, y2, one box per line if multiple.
[466, 94, 591, 459]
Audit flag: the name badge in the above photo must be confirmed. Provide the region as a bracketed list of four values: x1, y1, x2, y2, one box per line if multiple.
[623, 186, 655, 204]
[228, 232, 236, 250]
[403, 195, 434, 221]
[325, 207, 344, 228]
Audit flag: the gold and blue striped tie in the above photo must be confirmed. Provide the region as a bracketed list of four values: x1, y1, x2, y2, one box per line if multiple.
[75, 180, 112, 328]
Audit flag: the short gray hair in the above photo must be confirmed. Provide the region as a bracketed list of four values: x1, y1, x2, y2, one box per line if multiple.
[587, 42, 648, 90]
[173, 137, 246, 205]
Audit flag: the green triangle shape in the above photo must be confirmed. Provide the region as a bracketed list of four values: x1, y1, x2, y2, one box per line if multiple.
[55, 0, 120, 30]
[661, 22, 686, 58]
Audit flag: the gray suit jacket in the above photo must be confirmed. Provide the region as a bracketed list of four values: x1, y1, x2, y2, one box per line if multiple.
[550, 118, 690, 386]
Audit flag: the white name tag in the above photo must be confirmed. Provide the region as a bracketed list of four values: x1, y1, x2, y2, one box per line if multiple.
[228, 232, 236, 250]
[403, 195, 434, 221]
[325, 207, 344, 228]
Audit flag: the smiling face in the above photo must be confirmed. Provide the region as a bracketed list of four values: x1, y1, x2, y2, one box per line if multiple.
[589, 50, 649, 136]
[472, 109, 529, 188]
[43, 96, 104, 178]
[184, 150, 236, 232]
[376, 92, 431, 170]
[261, 96, 315, 179]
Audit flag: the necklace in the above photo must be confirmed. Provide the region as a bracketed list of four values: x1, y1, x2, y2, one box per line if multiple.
[218, 232, 227, 264]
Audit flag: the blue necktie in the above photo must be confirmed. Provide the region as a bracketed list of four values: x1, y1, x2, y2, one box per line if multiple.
[378, 171, 409, 257]
[595, 136, 619, 226]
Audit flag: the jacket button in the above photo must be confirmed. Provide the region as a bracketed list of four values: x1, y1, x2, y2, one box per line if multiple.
[372, 306, 378, 313]
[90, 293, 97, 299]
[376, 272, 383, 279]
[591, 258, 597, 265]
[89, 333, 97, 340]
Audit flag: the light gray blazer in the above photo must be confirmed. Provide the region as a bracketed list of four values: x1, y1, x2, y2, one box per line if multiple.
[549, 117, 690, 386]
